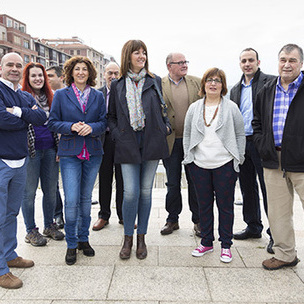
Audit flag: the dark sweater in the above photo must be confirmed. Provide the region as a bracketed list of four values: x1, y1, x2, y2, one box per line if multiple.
[0, 82, 47, 160]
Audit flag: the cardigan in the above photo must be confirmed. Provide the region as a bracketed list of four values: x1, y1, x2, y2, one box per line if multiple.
[183, 96, 245, 172]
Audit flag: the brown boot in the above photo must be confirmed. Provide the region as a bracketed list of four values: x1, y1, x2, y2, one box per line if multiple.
[119, 235, 133, 259]
[136, 234, 147, 259]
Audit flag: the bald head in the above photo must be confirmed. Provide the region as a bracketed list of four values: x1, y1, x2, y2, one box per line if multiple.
[104, 62, 119, 89]
[166, 52, 188, 81]
[0, 52, 24, 89]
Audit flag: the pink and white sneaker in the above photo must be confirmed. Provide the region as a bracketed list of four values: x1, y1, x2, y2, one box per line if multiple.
[192, 245, 213, 257]
[220, 248, 232, 263]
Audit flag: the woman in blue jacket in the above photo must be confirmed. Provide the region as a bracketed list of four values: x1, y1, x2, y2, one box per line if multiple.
[48, 56, 107, 265]
[108, 40, 171, 260]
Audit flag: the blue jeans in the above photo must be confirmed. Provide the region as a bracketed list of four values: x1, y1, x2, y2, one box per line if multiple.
[121, 160, 159, 236]
[163, 138, 199, 223]
[60, 155, 102, 249]
[22, 148, 59, 233]
[0, 159, 27, 276]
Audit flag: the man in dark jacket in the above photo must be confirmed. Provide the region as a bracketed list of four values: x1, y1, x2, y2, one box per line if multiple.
[253, 43, 304, 270]
[0, 52, 47, 289]
[92, 62, 124, 230]
[230, 48, 275, 253]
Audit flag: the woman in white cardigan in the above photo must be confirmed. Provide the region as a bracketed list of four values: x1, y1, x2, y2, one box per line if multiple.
[183, 68, 245, 263]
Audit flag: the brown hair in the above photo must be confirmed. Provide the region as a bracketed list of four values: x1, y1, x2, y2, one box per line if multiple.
[22, 62, 54, 108]
[199, 68, 228, 97]
[120, 40, 153, 77]
[63, 56, 97, 87]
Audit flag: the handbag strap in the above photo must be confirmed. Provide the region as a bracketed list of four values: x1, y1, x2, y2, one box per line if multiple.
[153, 77, 168, 117]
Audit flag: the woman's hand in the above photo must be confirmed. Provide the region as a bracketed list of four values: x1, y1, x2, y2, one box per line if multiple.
[71, 121, 92, 136]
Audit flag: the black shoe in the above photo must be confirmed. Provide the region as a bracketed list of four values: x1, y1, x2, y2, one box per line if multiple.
[267, 238, 274, 254]
[55, 216, 64, 229]
[233, 229, 261, 240]
[65, 248, 77, 265]
[91, 200, 98, 205]
[78, 241, 95, 256]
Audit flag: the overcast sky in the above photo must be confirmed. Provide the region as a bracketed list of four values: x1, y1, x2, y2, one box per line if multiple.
[2, 0, 304, 86]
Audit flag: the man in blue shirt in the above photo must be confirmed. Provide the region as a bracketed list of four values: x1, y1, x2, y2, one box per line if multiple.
[253, 43, 304, 270]
[0, 53, 46, 289]
[230, 48, 275, 253]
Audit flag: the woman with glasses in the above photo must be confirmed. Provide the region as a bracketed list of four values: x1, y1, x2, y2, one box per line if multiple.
[108, 40, 171, 260]
[183, 68, 245, 263]
[48, 56, 107, 265]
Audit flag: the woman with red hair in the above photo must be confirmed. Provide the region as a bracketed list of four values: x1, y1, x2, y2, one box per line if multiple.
[21, 63, 64, 247]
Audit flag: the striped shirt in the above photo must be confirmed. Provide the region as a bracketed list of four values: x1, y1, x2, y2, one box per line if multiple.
[273, 72, 303, 147]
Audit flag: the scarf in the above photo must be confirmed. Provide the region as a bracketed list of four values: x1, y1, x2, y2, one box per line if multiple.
[126, 69, 146, 131]
[28, 93, 59, 158]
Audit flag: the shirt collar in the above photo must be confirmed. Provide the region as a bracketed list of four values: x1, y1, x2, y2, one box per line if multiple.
[277, 72, 303, 91]
[241, 77, 253, 87]
[0, 78, 22, 92]
[168, 74, 184, 85]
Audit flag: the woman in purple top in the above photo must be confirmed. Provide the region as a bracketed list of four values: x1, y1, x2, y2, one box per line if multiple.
[21, 63, 64, 247]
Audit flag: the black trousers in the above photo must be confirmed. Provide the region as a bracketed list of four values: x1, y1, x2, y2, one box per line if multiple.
[98, 132, 123, 221]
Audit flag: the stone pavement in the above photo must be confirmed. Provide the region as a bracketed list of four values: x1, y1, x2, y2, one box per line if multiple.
[1, 184, 304, 304]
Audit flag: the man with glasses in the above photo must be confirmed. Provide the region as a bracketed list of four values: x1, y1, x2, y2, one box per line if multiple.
[92, 62, 124, 231]
[230, 48, 275, 253]
[160, 53, 201, 236]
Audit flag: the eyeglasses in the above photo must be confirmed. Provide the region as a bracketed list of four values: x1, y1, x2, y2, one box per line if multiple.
[106, 71, 119, 76]
[206, 78, 222, 84]
[170, 61, 189, 66]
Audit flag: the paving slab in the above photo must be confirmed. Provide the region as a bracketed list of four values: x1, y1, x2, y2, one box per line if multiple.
[205, 268, 304, 303]
[107, 266, 211, 302]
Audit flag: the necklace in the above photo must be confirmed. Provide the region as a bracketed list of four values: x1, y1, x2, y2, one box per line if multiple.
[203, 99, 220, 127]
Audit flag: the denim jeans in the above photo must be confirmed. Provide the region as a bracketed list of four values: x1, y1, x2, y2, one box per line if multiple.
[121, 160, 159, 236]
[0, 159, 27, 276]
[60, 155, 102, 249]
[163, 138, 199, 223]
[22, 148, 59, 233]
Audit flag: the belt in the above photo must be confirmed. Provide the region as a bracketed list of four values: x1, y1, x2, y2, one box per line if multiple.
[275, 146, 281, 151]
[246, 135, 254, 141]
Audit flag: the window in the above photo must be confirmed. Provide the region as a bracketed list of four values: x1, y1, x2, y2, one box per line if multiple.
[70, 50, 74, 55]
[23, 40, 30, 49]
[77, 50, 80, 55]
[2, 32, 5, 40]
[39, 45, 45, 57]
[19, 25, 25, 33]
[14, 22, 19, 29]
[14, 35, 21, 45]
[6, 18, 12, 27]
[24, 55, 30, 64]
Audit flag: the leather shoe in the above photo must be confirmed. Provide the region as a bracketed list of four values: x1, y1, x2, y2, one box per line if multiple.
[160, 222, 179, 235]
[0, 272, 22, 289]
[120, 235, 133, 259]
[267, 238, 274, 254]
[65, 248, 77, 265]
[91, 200, 98, 205]
[233, 229, 261, 240]
[92, 218, 108, 231]
[55, 216, 64, 229]
[262, 257, 299, 270]
[7, 257, 34, 268]
[78, 241, 95, 256]
[136, 234, 147, 259]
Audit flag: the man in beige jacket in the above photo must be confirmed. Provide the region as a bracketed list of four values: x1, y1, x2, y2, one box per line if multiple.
[161, 52, 201, 236]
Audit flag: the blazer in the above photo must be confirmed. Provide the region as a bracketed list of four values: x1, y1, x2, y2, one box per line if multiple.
[162, 74, 201, 154]
[108, 74, 171, 164]
[48, 86, 107, 157]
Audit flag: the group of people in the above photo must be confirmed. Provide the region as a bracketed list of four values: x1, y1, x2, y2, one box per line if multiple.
[0, 41, 304, 289]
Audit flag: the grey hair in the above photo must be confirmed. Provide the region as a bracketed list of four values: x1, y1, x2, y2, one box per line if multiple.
[278, 44, 303, 62]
